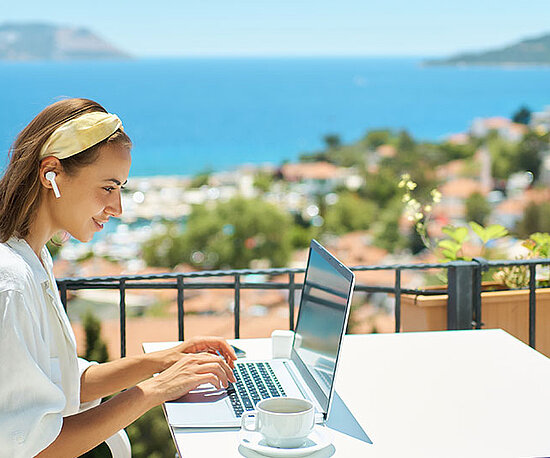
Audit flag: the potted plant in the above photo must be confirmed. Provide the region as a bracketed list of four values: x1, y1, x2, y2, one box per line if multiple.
[397, 175, 550, 357]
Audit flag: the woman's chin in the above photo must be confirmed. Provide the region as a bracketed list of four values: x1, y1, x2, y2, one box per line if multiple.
[73, 233, 94, 243]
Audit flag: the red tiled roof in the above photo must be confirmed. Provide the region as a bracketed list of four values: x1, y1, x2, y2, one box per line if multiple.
[376, 144, 396, 158]
[446, 133, 470, 145]
[436, 159, 467, 180]
[439, 178, 485, 199]
[281, 162, 340, 181]
[496, 188, 550, 216]
[482, 117, 512, 129]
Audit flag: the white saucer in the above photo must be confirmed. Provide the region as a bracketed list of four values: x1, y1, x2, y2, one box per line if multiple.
[239, 425, 333, 457]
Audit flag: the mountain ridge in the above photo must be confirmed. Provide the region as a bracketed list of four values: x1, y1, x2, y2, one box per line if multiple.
[425, 32, 550, 67]
[0, 23, 131, 61]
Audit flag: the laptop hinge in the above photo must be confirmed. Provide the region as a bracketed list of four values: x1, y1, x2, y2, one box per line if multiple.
[283, 361, 326, 421]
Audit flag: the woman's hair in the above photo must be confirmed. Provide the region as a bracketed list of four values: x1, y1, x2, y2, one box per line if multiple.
[0, 98, 132, 242]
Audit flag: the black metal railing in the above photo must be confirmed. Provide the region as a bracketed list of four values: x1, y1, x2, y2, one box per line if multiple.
[57, 258, 550, 358]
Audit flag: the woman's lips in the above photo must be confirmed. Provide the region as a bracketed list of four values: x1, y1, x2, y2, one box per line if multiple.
[93, 218, 106, 230]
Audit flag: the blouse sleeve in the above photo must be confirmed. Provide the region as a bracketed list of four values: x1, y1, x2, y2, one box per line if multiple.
[0, 290, 66, 457]
[77, 357, 101, 412]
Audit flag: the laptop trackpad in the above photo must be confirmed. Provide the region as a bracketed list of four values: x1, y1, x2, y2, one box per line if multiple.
[168, 384, 228, 404]
[166, 385, 233, 426]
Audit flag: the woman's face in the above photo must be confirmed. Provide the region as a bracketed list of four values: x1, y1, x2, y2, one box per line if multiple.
[50, 144, 132, 243]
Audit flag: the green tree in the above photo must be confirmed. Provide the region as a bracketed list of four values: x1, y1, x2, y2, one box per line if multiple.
[372, 205, 407, 253]
[488, 135, 518, 180]
[397, 130, 415, 153]
[327, 145, 366, 168]
[359, 168, 400, 204]
[126, 406, 177, 458]
[288, 213, 319, 249]
[515, 201, 550, 238]
[142, 198, 293, 269]
[512, 105, 531, 125]
[436, 141, 476, 162]
[253, 171, 275, 193]
[465, 192, 491, 226]
[408, 221, 426, 255]
[83, 406, 177, 458]
[323, 133, 341, 150]
[141, 223, 187, 269]
[323, 193, 377, 234]
[516, 132, 543, 180]
[363, 129, 393, 149]
[189, 169, 212, 188]
[82, 310, 109, 363]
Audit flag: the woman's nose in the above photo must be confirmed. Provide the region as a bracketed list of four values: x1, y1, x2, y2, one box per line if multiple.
[106, 191, 123, 217]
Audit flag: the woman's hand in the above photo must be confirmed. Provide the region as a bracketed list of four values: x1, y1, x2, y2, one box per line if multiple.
[139, 352, 236, 404]
[156, 336, 237, 372]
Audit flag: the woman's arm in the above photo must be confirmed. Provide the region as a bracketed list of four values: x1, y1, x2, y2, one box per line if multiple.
[80, 336, 237, 402]
[38, 352, 235, 457]
[79, 352, 164, 403]
[38, 384, 156, 458]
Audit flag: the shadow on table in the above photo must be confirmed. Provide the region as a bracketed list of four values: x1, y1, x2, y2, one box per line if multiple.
[326, 392, 372, 444]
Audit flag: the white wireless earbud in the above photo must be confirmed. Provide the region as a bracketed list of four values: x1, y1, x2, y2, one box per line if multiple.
[45, 171, 61, 198]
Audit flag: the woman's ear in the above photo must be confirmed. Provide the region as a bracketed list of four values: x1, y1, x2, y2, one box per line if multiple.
[39, 157, 63, 192]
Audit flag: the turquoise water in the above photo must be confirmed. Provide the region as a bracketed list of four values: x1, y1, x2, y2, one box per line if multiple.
[1, 57, 549, 176]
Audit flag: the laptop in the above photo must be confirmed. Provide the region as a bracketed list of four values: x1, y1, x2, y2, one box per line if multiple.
[165, 239, 355, 428]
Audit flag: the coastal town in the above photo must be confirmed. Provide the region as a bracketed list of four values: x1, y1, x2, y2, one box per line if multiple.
[3, 11, 550, 458]
[54, 106, 550, 358]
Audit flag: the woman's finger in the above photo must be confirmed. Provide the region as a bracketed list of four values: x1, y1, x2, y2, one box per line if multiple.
[221, 341, 238, 361]
[184, 352, 236, 383]
[204, 354, 236, 382]
[193, 362, 230, 387]
[175, 373, 222, 397]
[199, 358, 236, 385]
[196, 373, 222, 390]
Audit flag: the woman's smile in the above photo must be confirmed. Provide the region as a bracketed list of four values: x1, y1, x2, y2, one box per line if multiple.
[92, 217, 106, 231]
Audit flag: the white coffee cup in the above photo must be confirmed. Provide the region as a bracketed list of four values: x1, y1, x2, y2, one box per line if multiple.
[241, 397, 315, 448]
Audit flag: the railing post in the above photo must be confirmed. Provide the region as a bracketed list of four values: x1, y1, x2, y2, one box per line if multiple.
[447, 261, 475, 330]
[472, 257, 488, 329]
[177, 276, 185, 341]
[529, 264, 536, 348]
[58, 281, 68, 312]
[234, 275, 240, 339]
[394, 268, 401, 333]
[288, 272, 295, 331]
[119, 279, 126, 358]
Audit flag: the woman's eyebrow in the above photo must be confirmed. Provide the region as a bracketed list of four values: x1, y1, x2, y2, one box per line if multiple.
[105, 178, 128, 186]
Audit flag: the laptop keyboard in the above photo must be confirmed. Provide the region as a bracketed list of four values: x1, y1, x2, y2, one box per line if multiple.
[228, 362, 286, 417]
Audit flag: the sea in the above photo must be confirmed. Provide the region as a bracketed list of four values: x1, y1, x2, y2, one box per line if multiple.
[1, 57, 550, 177]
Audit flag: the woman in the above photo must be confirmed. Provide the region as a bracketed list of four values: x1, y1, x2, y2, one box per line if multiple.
[0, 98, 236, 457]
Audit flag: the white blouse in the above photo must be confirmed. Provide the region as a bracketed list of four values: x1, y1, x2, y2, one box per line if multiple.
[0, 237, 96, 457]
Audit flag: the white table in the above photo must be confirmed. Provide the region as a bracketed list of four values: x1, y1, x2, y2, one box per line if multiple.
[143, 329, 550, 458]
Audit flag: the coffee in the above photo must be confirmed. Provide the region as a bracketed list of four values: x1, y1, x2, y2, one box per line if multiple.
[241, 397, 315, 448]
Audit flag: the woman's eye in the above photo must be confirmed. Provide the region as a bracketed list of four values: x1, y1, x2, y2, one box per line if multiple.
[104, 187, 115, 193]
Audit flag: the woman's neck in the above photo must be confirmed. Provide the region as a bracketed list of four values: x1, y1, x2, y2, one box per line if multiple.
[25, 201, 56, 259]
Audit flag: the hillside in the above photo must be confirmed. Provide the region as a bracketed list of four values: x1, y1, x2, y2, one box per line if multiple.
[425, 32, 550, 66]
[0, 23, 131, 61]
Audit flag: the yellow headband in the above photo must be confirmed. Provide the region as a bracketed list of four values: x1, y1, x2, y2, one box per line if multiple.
[39, 111, 123, 160]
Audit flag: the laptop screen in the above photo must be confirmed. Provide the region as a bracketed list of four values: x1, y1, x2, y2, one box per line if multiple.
[291, 240, 354, 414]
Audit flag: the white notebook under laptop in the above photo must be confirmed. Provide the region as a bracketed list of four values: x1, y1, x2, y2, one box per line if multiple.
[164, 239, 355, 428]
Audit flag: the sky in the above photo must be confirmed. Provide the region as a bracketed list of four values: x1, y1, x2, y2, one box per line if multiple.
[4, 0, 550, 57]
